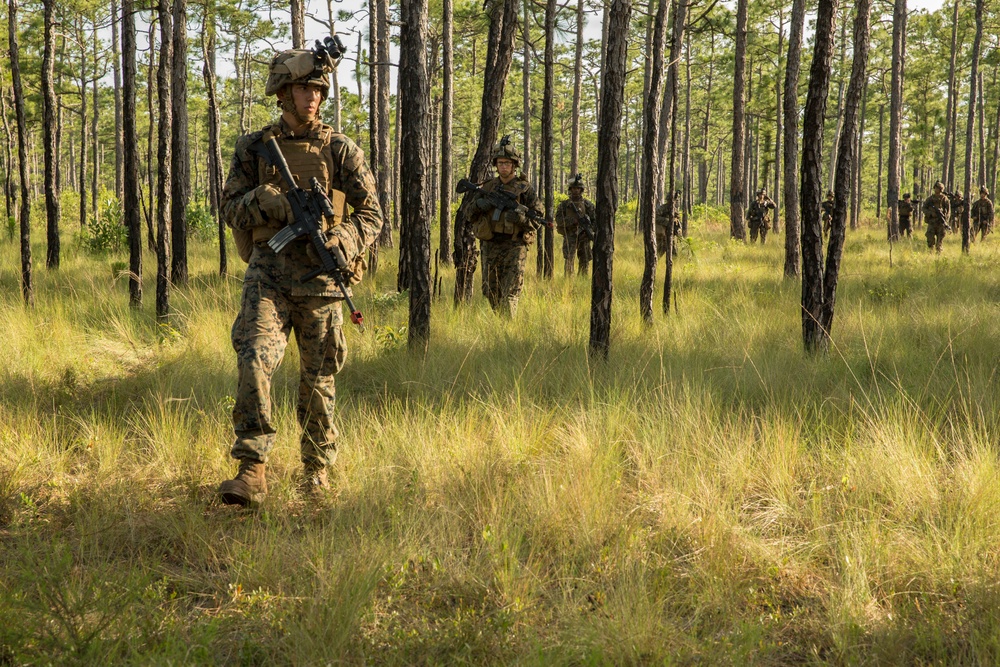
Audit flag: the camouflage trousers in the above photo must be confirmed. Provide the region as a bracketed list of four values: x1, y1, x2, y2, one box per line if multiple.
[562, 231, 592, 276]
[481, 237, 528, 317]
[898, 215, 912, 237]
[926, 221, 946, 253]
[231, 280, 347, 467]
[749, 220, 769, 244]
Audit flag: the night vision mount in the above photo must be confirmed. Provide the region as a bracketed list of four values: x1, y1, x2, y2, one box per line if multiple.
[314, 35, 347, 69]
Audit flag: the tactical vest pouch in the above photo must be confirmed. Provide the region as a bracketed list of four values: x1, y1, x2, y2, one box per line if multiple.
[234, 228, 254, 263]
[324, 188, 347, 232]
[252, 224, 283, 244]
[474, 216, 494, 241]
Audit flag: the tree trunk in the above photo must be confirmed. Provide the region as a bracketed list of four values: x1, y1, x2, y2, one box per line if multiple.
[290, 0, 305, 48]
[0, 76, 14, 232]
[570, 0, 584, 176]
[639, 0, 668, 323]
[9, 0, 32, 306]
[851, 78, 867, 229]
[326, 0, 341, 131]
[819, 0, 871, 339]
[729, 0, 748, 240]
[123, 0, 142, 307]
[92, 26, 100, 219]
[773, 10, 783, 234]
[682, 29, 692, 236]
[171, 0, 189, 284]
[439, 0, 454, 266]
[977, 70, 985, 188]
[827, 14, 847, 192]
[886, 0, 906, 242]
[367, 0, 381, 278]
[800, 0, 837, 352]
[698, 32, 714, 204]
[663, 0, 687, 315]
[156, 0, 173, 322]
[541, 0, 556, 279]
[145, 17, 156, 250]
[375, 0, 392, 249]
[202, 2, 225, 275]
[589, 0, 631, 361]
[399, 0, 432, 350]
[42, 0, 60, 269]
[453, 0, 519, 305]
[876, 102, 884, 221]
[112, 0, 124, 201]
[962, 0, 983, 254]
[942, 0, 958, 189]
[521, 0, 531, 186]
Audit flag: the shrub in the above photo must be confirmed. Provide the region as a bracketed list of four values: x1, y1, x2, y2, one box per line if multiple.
[187, 200, 216, 240]
[83, 197, 126, 254]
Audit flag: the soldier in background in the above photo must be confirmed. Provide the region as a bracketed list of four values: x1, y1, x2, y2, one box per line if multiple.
[922, 181, 950, 253]
[821, 190, 835, 236]
[746, 188, 776, 244]
[217, 44, 383, 505]
[655, 190, 682, 257]
[555, 174, 596, 276]
[466, 137, 543, 317]
[948, 191, 966, 233]
[971, 186, 994, 242]
[897, 193, 914, 238]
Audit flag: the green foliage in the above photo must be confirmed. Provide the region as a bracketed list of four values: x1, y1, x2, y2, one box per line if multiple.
[186, 198, 216, 240]
[82, 197, 126, 254]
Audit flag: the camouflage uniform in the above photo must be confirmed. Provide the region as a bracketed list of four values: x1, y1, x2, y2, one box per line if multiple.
[468, 174, 542, 317]
[654, 201, 681, 257]
[949, 193, 966, 233]
[922, 188, 950, 253]
[972, 194, 994, 241]
[821, 193, 835, 235]
[898, 197, 913, 237]
[555, 193, 596, 276]
[221, 116, 382, 468]
[746, 193, 776, 244]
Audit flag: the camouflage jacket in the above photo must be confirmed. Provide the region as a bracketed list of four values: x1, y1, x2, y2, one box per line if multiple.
[746, 197, 776, 225]
[655, 203, 680, 232]
[897, 200, 913, 217]
[971, 198, 994, 225]
[467, 174, 543, 243]
[221, 117, 383, 297]
[922, 193, 950, 226]
[821, 199, 835, 221]
[555, 197, 596, 236]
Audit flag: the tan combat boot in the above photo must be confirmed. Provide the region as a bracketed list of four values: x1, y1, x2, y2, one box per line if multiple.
[300, 462, 330, 497]
[218, 459, 267, 506]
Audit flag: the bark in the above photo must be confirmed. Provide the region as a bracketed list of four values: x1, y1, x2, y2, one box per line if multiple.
[541, 0, 556, 279]
[851, 78, 867, 230]
[962, 0, 983, 254]
[639, 0, 668, 323]
[453, 0, 519, 304]
[698, 32, 714, 204]
[663, 0, 687, 315]
[521, 0, 531, 190]
[92, 27, 100, 219]
[145, 18, 156, 250]
[439, 0, 454, 265]
[326, 0, 341, 131]
[942, 0, 958, 189]
[729, 0, 748, 240]
[202, 2, 225, 275]
[773, 10, 783, 234]
[399, 0, 432, 350]
[123, 0, 142, 307]
[682, 29, 692, 236]
[375, 0, 392, 249]
[0, 75, 14, 231]
[876, 103, 883, 220]
[827, 15, 847, 192]
[978, 70, 985, 188]
[290, 0, 305, 48]
[112, 0, 124, 200]
[157, 0, 173, 322]
[171, 0, 189, 284]
[886, 0, 905, 242]
[9, 0, 32, 306]
[800, 0, 837, 352]
[819, 0, 871, 339]
[42, 0, 60, 269]
[590, 0, 631, 361]
[368, 0, 381, 269]
[570, 0, 584, 175]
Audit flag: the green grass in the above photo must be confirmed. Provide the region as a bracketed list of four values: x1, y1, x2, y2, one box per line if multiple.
[3, 213, 1000, 665]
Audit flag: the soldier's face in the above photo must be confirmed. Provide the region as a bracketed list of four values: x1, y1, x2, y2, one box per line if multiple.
[495, 159, 514, 180]
[569, 187, 583, 199]
[287, 84, 323, 121]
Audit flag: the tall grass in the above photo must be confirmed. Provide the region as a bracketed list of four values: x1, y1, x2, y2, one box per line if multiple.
[2, 217, 1000, 664]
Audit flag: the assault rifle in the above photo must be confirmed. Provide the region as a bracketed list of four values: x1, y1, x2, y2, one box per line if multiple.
[578, 213, 595, 240]
[456, 178, 552, 231]
[249, 132, 365, 330]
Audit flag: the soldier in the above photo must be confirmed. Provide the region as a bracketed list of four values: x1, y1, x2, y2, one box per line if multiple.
[555, 174, 596, 276]
[897, 193, 914, 238]
[971, 186, 994, 242]
[949, 191, 966, 233]
[654, 190, 682, 257]
[466, 137, 543, 317]
[821, 190, 835, 236]
[746, 188, 776, 244]
[922, 181, 950, 253]
[217, 44, 383, 505]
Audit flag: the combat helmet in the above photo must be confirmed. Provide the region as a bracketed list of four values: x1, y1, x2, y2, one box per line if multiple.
[265, 36, 346, 101]
[981, 185, 990, 196]
[491, 135, 521, 167]
[933, 181, 945, 192]
[568, 173, 585, 191]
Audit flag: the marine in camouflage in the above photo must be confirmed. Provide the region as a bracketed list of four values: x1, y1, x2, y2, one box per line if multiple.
[971, 188, 994, 241]
[555, 182, 596, 276]
[746, 190, 776, 244]
[922, 183, 950, 253]
[898, 194, 913, 238]
[822, 191, 834, 236]
[654, 201, 680, 258]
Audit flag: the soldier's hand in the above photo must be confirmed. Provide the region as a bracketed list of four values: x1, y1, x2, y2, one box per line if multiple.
[502, 208, 526, 225]
[255, 184, 293, 225]
[325, 224, 360, 264]
[475, 196, 492, 212]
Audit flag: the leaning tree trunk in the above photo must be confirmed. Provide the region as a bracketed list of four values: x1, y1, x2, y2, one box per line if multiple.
[123, 0, 142, 307]
[729, 0, 748, 240]
[438, 0, 454, 266]
[541, 0, 556, 279]
[453, 0, 519, 305]
[171, 0, 189, 284]
[42, 0, 60, 269]
[962, 0, 983, 254]
[886, 0, 905, 243]
[783, 0, 805, 277]
[156, 0, 173, 322]
[400, 0, 432, 351]
[589, 0, 632, 361]
[800, 0, 837, 353]
[638, 0, 669, 323]
[819, 0, 871, 340]
[9, 0, 32, 306]
[942, 0, 958, 189]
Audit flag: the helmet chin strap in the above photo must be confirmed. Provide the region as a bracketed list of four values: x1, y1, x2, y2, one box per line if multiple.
[279, 93, 310, 125]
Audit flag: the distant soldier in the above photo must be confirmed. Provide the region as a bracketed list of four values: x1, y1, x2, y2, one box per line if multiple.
[555, 174, 596, 276]
[821, 190, 835, 236]
[912, 190, 923, 228]
[897, 193, 914, 238]
[948, 191, 965, 233]
[922, 181, 950, 253]
[654, 190, 682, 257]
[971, 186, 994, 242]
[746, 188, 776, 244]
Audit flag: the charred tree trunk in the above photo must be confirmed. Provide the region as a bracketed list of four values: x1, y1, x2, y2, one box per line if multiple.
[400, 0, 432, 351]
[439, 0, 454, 265]
[541, 0, 556, 279]
[729, 0, 748, 240]
[589, 0, 631, 361]
[886, 0, 905, 242]
[156, 0, 173, 321]
[42, 0, 60, 269]
[123, 0, 142, 307]
[639, 0, 668, 323]
[800, 0, 837, 352]
[962, 0, 983, 254]
[171, 0, 189, 284]
[453, 0, 519, 305]
[9, 0, 32, 306]
[783, 0, 806, 277]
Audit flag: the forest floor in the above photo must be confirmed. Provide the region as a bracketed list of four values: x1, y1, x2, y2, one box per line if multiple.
[3, 209, 1000, 665]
